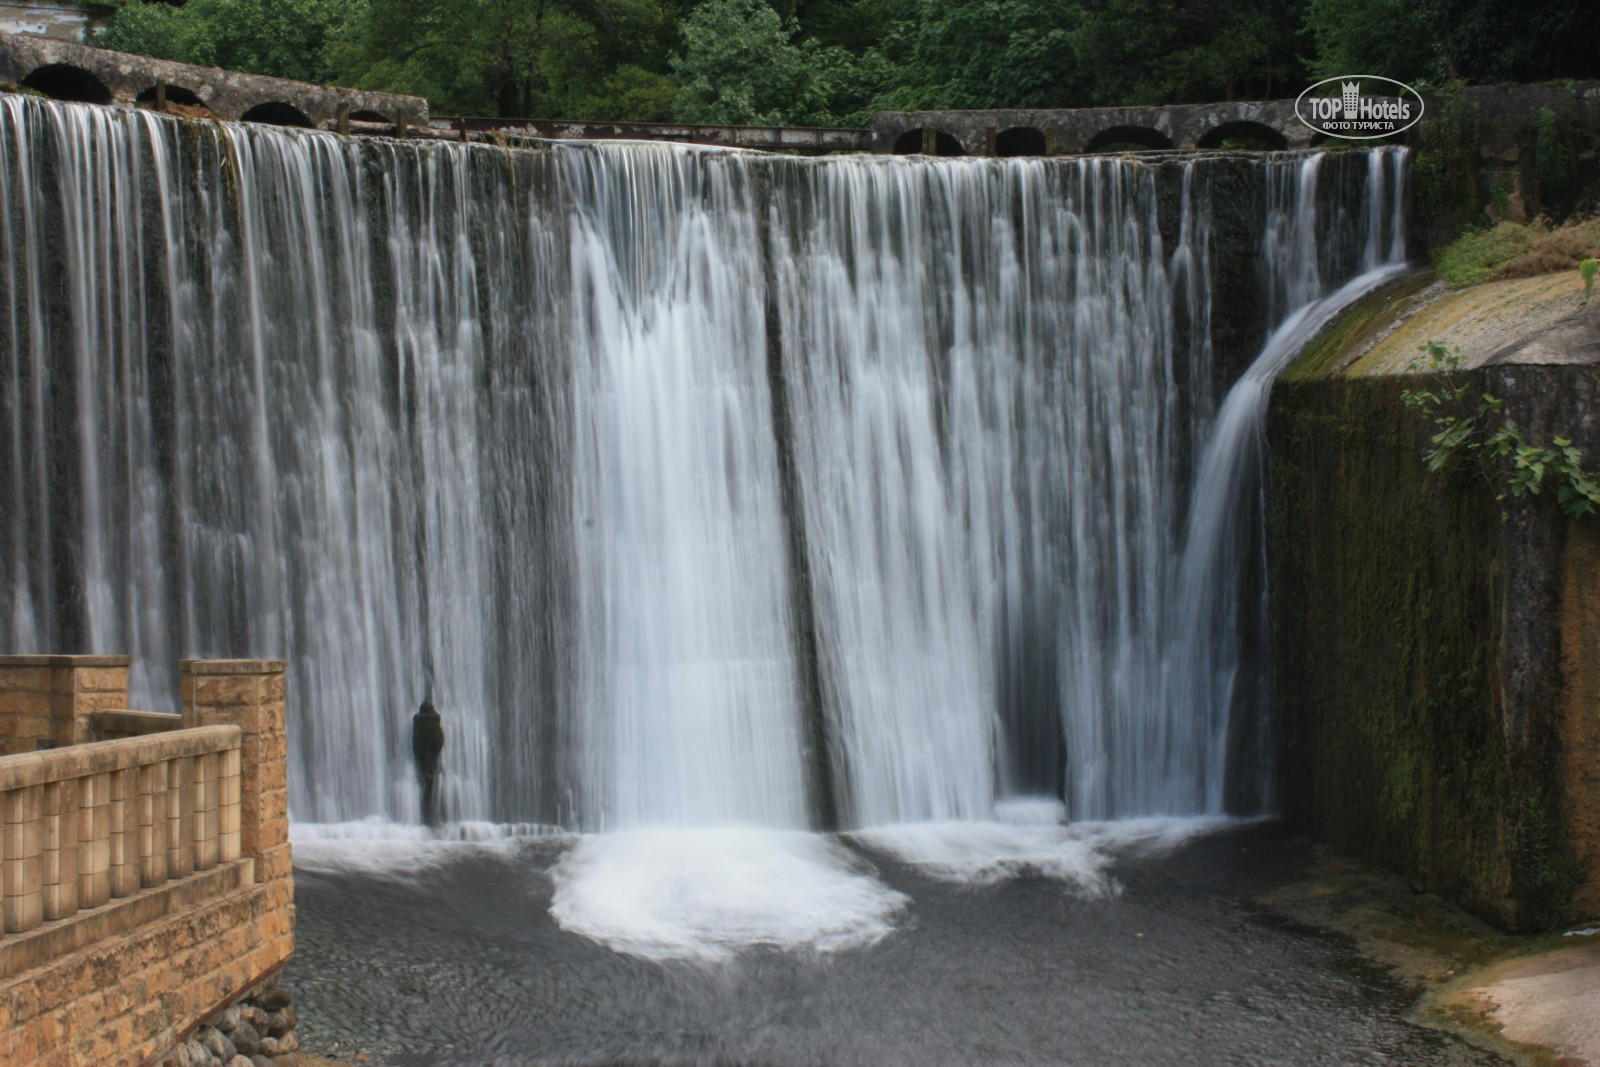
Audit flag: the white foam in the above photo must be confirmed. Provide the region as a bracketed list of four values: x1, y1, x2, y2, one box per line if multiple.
[548, 825, 909, 962]
[853, 813, 1237, 893]
[289, 817, 562, 876]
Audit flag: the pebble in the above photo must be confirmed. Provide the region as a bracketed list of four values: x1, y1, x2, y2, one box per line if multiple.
[231, 1020, 262, 1056]
[214, 1006, 242, 1033]
[198, 1025, 236, 1063]
[257, 989, 293, 1011]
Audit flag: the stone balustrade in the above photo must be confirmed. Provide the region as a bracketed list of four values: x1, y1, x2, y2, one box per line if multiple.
[0, 724, 241, 973]
[0, 656, 294, 1067]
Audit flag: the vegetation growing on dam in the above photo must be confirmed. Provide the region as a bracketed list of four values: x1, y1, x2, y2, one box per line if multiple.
[1432, 219, 1600, 289]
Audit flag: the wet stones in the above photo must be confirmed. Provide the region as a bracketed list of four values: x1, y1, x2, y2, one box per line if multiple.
[163, 983, 301, 1067]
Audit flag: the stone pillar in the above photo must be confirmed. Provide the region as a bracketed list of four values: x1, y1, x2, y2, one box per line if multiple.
[0, 655, 131, 755]
[180, 660, 289, 884]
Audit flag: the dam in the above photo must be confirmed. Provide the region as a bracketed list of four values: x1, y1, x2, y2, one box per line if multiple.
[0, 68, 1597, 1065]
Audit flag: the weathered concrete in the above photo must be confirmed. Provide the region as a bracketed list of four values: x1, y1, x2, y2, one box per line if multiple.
[0, 34, 426, 128]
[1270, 270, 1600, 931]
[872, 99, 1313, 156]
[0, 1, 97, 43]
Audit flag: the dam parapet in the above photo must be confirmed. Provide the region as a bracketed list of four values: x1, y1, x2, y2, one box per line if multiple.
[0, 656, 294, 1067]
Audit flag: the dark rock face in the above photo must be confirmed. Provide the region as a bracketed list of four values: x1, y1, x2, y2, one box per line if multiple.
[1268, 288, 1600, 931]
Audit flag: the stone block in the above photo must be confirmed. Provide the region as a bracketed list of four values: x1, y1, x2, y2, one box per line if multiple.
[75, 668, 129, 694]
[193, 675, 262, 708]
[0, 690, 52, 715]
[0, 667, 49, 690]
[252, 844, 293, 883]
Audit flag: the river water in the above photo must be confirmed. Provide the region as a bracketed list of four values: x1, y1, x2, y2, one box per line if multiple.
[288, 822, 1503, 1066]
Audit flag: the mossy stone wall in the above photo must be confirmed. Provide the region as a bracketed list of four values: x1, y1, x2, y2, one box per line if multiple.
[1269, 347, 1600, 931]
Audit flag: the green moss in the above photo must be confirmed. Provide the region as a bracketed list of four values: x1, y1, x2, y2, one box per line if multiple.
[1280, 272, 1432, 380]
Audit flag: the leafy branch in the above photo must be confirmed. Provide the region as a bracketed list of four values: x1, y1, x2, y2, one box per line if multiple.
[1400, 340, 1600, 520]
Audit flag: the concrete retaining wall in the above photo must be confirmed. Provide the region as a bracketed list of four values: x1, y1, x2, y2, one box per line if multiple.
[1269, 272, 1600, 931]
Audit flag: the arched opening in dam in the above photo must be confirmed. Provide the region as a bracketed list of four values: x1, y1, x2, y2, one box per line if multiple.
[0, 93, 1517, 1065]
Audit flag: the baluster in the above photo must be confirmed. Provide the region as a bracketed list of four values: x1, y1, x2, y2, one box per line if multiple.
[109, 766, 138, 898]
[77, 770, 111, 909]
[139, 760, 168, 888]
[41, 778, 79, 921]
[2, 784, 43, 932]
[167, 755, 192, 879]
[193, 750, 219, 871]
[220, 744, 241, 863]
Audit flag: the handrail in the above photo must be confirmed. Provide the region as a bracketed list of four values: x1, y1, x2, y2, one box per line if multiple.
[0, 725, 239, 790]
[1, 725, 244, 935]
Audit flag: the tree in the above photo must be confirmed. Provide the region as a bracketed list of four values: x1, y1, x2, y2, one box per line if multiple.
[670, 0, 891, 125]
[329, 0, 680, 118]
[98, 0, 356, 85]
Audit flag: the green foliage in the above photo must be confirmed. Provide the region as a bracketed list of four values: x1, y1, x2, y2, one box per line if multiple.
[1430, 222, 1536, 288]
[99, 0, 356, 85]
[85, 0, 1600, 127]
[868, 0, 1308, 113]
[1581, 258, 1599, 303]
[1430, 217, 1600, 289]
[1412, 90, 1482, 250]
[329, 0, 681, 119]
[1304, 0, 1440, 84]
[1531, 100, 1600, 220]
[668, 0, 898, 125]
[1401, 339, 1600, 520]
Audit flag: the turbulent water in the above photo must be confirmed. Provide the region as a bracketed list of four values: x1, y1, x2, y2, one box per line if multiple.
[0, 95, 1408, 832]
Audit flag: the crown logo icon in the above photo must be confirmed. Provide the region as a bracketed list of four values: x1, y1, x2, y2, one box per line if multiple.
[1342, 81, 1360, 116]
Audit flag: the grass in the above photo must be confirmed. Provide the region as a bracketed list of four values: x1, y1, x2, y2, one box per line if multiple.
[1434, 216, 1600, 288]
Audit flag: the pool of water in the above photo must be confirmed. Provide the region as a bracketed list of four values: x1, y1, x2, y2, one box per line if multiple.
[285, 821, 1506, 1066]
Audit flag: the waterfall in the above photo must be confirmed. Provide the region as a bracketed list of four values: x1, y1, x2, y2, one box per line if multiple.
[0, 94, 1407, 831]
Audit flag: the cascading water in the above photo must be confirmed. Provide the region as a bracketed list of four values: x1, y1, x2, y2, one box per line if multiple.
[0, 94, 1407, 842]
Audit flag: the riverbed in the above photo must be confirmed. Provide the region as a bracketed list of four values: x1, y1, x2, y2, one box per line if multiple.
[284, 821, 1508, 1066]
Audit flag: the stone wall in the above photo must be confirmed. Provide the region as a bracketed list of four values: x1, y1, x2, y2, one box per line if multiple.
[0, 655, 132, 755]
[1269, 271, 1600, 930]
[0, 658, 295, 1067]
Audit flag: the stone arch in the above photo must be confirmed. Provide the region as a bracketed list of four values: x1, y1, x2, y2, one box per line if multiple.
[20, 64, 112, 105]
[892, 128, 967, 156]
[136, 84, 205, 107]
[995, 127, 1048, 157]
[1196, 120, 1289, 151]
[240, 101, 314, 128]
[1082, 125, 1173, 153]
[349, 109, 389, 123]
